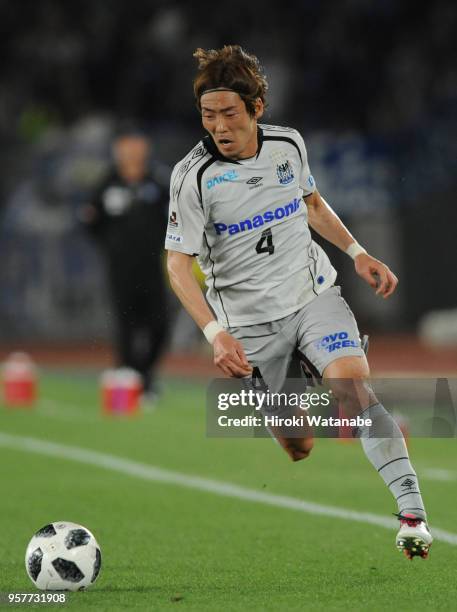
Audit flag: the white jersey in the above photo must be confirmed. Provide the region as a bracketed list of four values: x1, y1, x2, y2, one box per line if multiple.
[165, 124, 337, 327]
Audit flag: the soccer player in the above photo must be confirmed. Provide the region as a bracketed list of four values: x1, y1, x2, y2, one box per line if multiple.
[165, 46, 432, 559]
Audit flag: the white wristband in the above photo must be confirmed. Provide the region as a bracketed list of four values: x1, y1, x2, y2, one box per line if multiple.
[203, 321, 225, 344]
[346, 242, 367, 260]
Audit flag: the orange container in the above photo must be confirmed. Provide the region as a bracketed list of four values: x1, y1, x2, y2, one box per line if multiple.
[101, 368, 142, 415]
[2, 352, 37, 407]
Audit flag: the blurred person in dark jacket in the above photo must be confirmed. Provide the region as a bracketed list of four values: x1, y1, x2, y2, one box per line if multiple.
[81, 127, 169, 398]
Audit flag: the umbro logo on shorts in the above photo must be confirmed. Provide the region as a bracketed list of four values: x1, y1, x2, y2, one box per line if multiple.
[246, 177, 263, 184]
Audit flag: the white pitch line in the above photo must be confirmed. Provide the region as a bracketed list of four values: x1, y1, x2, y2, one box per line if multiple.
[422, 468, 457, 482]
[37, 398, 100, 423]
[0, 431, 456, 546]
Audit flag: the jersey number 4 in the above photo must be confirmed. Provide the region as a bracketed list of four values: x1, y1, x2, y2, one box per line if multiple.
[255, 228, 275, 255]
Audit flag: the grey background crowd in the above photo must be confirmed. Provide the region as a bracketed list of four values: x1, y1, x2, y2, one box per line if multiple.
[0, 0, 456, 345]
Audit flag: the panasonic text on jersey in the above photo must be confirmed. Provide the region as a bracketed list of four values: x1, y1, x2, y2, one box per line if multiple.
[214, 198, 301, 236]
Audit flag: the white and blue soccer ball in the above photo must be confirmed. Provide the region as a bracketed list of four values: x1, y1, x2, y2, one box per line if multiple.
[25, 521, 101, 591]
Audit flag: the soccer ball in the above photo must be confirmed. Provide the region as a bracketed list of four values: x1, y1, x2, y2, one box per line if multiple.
[25, 521, 102, 591]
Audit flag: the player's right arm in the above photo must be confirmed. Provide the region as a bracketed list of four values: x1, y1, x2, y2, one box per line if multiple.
[166, 250, 214, 331]
[167, 251, 251, 377]
[166, 153, 251, 377]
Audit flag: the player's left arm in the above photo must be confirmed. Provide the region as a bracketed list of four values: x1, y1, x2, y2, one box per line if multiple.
[304, 190, 398, 298]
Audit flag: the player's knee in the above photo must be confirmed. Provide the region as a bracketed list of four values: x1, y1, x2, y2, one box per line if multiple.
[335, 385, 372, 417]
[324, 356, 370, 382]
[326, 365, 374, 417]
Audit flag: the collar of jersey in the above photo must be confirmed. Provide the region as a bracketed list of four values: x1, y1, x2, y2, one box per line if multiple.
[203, 126, 264, 164]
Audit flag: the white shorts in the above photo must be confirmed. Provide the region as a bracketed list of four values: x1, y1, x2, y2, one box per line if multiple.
[227, 286, 365, 393]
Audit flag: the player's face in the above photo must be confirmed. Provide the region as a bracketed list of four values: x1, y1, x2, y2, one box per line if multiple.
[200, 91, 263, 160]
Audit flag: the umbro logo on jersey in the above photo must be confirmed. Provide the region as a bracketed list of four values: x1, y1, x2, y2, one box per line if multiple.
[191, 146, 205, 159]
[246, 177, 263, 184]
[401, 478, 416, 490]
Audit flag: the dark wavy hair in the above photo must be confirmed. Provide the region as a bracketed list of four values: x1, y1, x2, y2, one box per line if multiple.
[193, 45, 268, 116]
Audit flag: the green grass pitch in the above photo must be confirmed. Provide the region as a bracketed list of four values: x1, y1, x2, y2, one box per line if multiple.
[0, 370, 456, 611]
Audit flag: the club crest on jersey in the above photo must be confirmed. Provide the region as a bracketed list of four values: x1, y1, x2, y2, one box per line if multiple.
[276, 160, 294, 185]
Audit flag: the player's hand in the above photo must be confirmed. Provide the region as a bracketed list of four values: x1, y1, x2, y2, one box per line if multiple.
[213, 331, 253, 378]
[354, 253, 398, 298]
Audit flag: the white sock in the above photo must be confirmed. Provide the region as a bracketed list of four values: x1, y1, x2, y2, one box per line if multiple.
[356, 403, 426, 520]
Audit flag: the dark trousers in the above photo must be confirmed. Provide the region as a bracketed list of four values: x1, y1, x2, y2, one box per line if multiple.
[110, 276, 168, 392]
